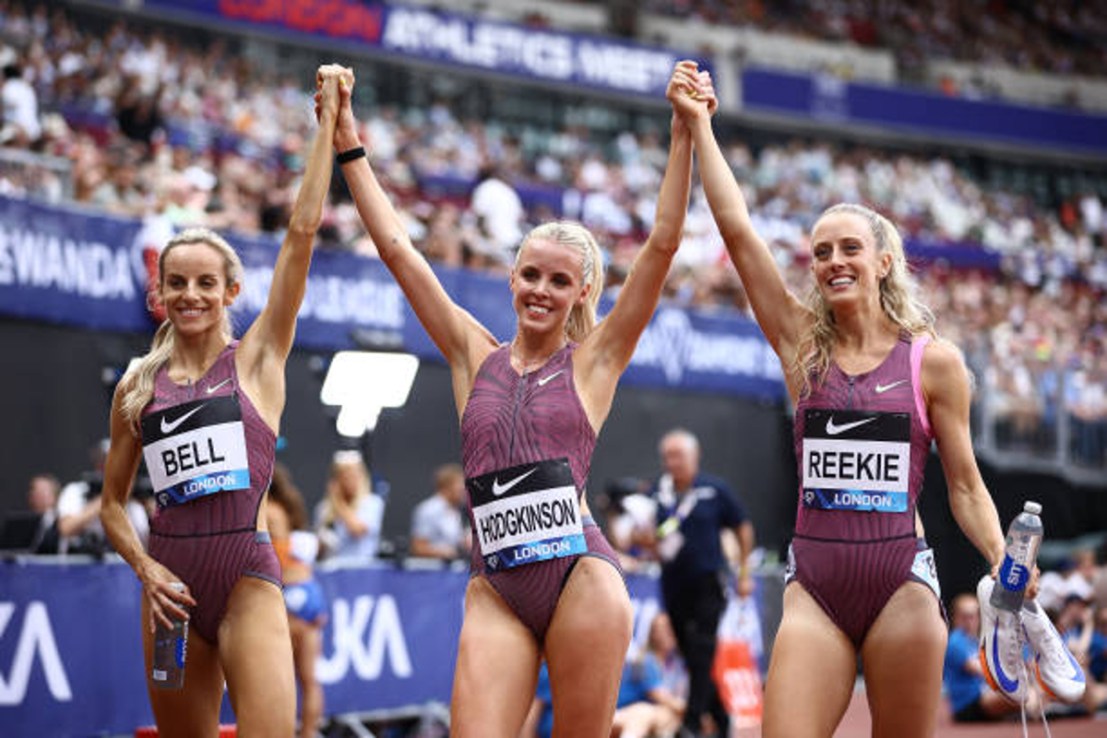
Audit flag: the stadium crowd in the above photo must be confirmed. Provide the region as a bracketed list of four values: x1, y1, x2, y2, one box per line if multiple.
[0, 0, 1105, 470]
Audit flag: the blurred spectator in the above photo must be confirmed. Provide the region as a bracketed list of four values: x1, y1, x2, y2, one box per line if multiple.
[522, 613, 688, 738]
[409, 462, 468, 561]
[266, 462, 327, 738]
[470, 161, 524, 256]
[314, 449, 384, 562]
[57, 438, 149, 555]
[1, 60, 41, 146]
[1053, 593, 1107, 715]
[647, 428, 754, 738]
[943, 592, 1037, 722]
[23, 472, 59, 554]
[596, 476, 657, 570]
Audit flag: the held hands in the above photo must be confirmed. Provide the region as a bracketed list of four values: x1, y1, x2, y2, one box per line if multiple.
[313, 64, 354, 126]
[667, 60, 717, 124]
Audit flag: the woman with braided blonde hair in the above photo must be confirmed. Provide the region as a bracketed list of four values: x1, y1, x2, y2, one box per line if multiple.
[671, 77, 1010, 736]
[98, 65, 351, 737]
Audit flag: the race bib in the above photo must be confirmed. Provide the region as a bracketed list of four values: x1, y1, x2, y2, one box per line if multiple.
[467, 458, 586, 571]
[141, 395, 250, 508]
[801, 409, 911, 513]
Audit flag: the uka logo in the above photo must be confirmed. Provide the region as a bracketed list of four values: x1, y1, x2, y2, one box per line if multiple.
[0, 602, 72, 705]
[316, 595, 413, 683]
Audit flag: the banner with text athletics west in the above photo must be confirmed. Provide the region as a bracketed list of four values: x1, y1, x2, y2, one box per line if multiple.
[0, 196, 786, 400]
[120, 0, 709, 101]
[0, 559, 681, 737]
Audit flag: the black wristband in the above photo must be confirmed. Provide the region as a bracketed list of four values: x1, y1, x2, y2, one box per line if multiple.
[336, 146, 366, 164]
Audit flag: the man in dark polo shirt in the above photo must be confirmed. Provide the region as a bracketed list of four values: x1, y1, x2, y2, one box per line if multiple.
[650, 428, 755, 738]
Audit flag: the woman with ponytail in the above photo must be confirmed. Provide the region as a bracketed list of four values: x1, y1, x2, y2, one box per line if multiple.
[98, 65, 351, 738]
[333, 63, 704, 737]
[674, 73, 1010, 737]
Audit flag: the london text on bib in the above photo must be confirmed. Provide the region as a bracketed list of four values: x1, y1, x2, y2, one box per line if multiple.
[141, 395, 250, 508]
[467, 457, 586, 570]
[801, 409, 911, 513]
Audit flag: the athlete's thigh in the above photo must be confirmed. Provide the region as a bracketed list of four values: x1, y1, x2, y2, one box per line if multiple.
[219, 576, 296, 738]
[142, 599, 225, 738]
[545, 557, 633, 738]
[861, 582, 946, 738]
[762, 583, 857, 738]
[451, 576, 542, 738]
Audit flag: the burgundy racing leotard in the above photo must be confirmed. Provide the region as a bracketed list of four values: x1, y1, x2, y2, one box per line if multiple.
[140, 342, 281, 643]
[461, 343, 622, 642]
[787, 334, 942, 647]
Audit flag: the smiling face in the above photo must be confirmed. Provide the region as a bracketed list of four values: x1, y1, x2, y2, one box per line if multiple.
[809, 211, 891, 310]
[510, 237, 590, 336]
[158, 241, 239, 337]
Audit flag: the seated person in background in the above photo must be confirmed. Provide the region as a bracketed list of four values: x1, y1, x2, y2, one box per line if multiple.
[943, 592, 1039, 722]
[24, 473, 60, 553]
[1053, 593, 1107, 714]
[409, 462, 468, 560]
[598, 476, 657, 570]
[58, 439, 148, 554]
[266, 462, 327, 738]
[521, 612, 687, 738]
[314, 449, 384, 562]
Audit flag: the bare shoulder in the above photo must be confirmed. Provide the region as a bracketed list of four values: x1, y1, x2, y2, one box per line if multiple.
[921, 336, 971, 400]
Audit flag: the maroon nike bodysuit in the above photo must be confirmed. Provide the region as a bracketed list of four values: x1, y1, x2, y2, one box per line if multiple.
[460, 343, 622, 641]
[140, 342, 281, 643]
[787, 334, 941, 647]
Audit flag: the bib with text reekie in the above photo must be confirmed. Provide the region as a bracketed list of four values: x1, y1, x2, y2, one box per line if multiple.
[801, 408, 911, 513]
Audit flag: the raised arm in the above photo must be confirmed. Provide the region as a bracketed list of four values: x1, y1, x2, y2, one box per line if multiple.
[238, 66, 346, 425]
[100, 384, 196, 631]
[682, 85, 808, 366]
[575, 62, 697, 412]
[332, 79, 496, 402]
[924, 339, 1005, 569]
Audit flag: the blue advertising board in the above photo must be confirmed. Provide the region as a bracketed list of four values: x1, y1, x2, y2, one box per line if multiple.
[0, 196, 786, 400]
[0, 559, 677, 737]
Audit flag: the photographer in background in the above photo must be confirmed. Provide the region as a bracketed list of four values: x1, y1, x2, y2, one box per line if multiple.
[58, 438, 150, 555]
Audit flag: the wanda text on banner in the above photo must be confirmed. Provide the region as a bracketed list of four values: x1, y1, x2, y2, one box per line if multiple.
[0, 196, 784, 399]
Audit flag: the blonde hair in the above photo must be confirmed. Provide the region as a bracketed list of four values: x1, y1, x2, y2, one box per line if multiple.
[516, 221, 604, 343]
[318, 451, 372, 527]
[119, 228, 244, 428]
[795, 203, 935, 397]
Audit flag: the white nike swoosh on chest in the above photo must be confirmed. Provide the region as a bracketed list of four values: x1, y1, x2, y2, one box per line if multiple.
[874, 379, 908, 394]
[160, 404, 207, 434]
[825, 416, 878, 436]
[492, 467, 538, 496]
[205, 377, 232, 394]
[537, 369, 564, 387]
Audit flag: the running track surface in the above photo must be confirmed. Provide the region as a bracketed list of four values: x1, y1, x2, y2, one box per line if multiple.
[733, 688, 1106, 737]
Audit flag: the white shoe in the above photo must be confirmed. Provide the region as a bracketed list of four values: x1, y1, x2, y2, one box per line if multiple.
[1021, 599, 1086, 703]
[977, 575, 1027, 703]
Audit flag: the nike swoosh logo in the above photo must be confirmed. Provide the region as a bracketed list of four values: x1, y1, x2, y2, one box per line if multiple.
[825, 416, 877, 436]
[160, 404, 207, 434]
[492, 467, 538, 497]
[874, 379, 907, 394]
[537, 369, 564, 387]
[205, 378, 232, 394]
[991, 622, 1020, 694]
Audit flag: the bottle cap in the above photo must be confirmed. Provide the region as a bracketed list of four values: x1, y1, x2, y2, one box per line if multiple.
[1024, 501, 1042, 515]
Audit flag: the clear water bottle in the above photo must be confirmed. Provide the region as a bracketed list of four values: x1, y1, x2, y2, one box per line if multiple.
[990, 501, 1043, 612]
[152, 581, 188, 689]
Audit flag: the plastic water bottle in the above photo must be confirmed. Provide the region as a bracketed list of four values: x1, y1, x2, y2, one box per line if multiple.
[990, 501, 1043, 612]
[152, 582, 188, 689]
